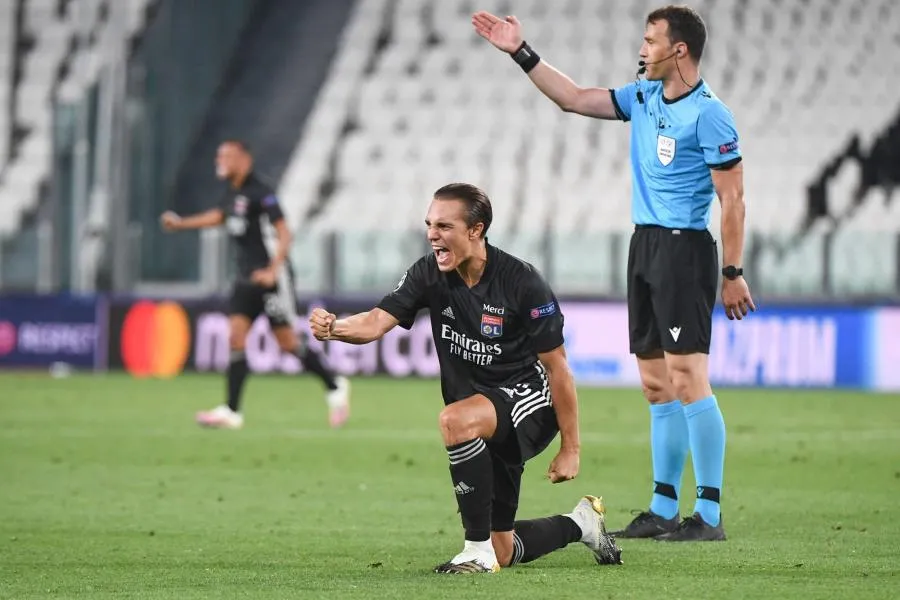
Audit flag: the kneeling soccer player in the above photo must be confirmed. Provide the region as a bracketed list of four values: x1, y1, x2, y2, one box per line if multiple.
[309, 183, 622, 573]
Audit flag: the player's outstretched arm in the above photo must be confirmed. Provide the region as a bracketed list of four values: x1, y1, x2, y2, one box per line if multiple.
[471, 11, 618, 119]
[309, 307, 399, 345]
[713, 163, 756, 320]
[159, 209, 224, 231]
[537, 344, 581, 483]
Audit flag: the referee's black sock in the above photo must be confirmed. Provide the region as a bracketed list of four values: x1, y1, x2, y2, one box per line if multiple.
[446, 438, 494, 542]
[510, 516, 582, 564]
[291, 346, 338, 391]
[227, 349, 249, 413]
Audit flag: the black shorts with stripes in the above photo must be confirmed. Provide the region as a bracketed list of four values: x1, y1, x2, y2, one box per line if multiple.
[478, 362, 560, 531]
[228, 278, 298, 329]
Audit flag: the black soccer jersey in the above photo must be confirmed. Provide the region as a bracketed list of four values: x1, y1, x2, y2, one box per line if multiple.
[220, 172, 286, 278]
[377, 243, 565, 404]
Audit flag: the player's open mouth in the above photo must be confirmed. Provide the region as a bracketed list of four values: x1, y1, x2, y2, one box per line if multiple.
[433, 246, 452, 267]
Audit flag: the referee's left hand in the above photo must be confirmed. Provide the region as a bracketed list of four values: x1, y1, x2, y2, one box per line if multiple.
[547, 449, 579, 483]
[722, 276, 756, 321]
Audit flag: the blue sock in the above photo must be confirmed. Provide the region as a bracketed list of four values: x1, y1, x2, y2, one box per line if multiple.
[648, 399, 689, 519]
[683, 395, 726, 527]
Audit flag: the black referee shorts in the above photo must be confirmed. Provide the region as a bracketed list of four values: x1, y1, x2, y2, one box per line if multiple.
[627, 225, 718, 355]
[477, 363, 560, 532]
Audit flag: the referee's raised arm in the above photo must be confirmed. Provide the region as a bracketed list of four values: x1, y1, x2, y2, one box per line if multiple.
[472, 11, 619, 120]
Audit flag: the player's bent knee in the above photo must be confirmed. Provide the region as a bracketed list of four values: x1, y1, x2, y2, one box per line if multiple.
[438, 405, 484, 445]
[438, 396, 497, 444]
[438, 406, 470, 444]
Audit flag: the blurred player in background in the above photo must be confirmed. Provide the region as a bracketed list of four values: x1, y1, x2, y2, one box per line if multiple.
[310, 183, 622, 573]
[474, 5, 754, 541]
[160, 140, 350, 429]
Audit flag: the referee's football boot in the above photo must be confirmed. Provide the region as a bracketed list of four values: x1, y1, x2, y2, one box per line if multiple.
[610, 509, 680, 538]
[654, 513, 726, 542]
[566, 495, 624, 565]
[433, 541, 500, 574]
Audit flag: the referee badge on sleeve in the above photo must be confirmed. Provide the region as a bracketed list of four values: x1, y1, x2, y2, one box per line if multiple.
[657, 134, 676, 166]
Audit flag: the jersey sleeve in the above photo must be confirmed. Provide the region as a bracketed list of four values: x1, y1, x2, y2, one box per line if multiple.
[519, 270, 565, 354]
[259, 193, 285, 222]
[698, 101, 742, 169]
[376, 257, 431, 330]
[609, 81, 639, 122]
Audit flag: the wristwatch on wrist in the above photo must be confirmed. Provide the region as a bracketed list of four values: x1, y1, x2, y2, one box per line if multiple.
[721, 265, 743, 280]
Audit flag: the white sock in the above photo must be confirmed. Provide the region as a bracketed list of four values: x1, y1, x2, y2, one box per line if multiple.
[451, 539, 497, 565]
[563, 512, 587, 540]
[464, 539, 495, 555]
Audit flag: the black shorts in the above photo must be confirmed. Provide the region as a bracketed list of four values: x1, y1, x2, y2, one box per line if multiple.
[479, 362, 560, 532]
[228, 271, 298, 329]
[627, 225, 718, 355]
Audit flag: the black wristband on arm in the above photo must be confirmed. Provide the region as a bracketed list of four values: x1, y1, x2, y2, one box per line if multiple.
[510, 41, 540, 73]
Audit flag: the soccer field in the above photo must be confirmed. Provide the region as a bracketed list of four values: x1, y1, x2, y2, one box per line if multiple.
[1, 373, 897, 599]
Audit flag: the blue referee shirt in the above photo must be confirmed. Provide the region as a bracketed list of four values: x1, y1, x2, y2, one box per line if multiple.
[610, 79, 742, 229]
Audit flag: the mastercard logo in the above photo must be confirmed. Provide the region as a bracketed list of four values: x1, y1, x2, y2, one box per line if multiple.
[0, 321, 16, 356]
[120, 301, 191, 378]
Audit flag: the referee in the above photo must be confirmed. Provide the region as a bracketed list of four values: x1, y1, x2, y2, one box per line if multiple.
[473, 5, 754, 541]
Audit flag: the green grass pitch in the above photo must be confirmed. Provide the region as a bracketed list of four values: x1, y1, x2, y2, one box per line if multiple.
[1, 372, 898, 599]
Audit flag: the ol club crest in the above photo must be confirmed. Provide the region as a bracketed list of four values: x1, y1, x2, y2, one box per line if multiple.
[481, 314, 503, 338]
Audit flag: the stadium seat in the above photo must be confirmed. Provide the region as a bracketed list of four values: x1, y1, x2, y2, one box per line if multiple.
[0, 0, 154, 244]
[0, 1, 15, 169]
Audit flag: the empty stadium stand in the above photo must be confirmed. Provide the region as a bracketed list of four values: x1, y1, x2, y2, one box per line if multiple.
[0, 0, 151, 236]
[0, 2, 15, 171]
[0, 0, 897, 296]
[0, 0, 156, 289]
[278, 0, 900, 295]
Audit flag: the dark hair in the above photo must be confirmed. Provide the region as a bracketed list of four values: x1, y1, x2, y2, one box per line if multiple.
[433, 183, 493, 238]
[647, 5, 707, 62]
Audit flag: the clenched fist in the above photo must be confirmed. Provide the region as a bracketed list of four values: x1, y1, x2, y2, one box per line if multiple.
[160, 211, 181, 231]
[547, 448, 579, 483]
[309, 307, 337, 341]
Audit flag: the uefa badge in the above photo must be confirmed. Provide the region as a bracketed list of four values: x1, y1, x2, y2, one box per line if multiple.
[481, 314, 503, 339]
[656, 134, 676, 166]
